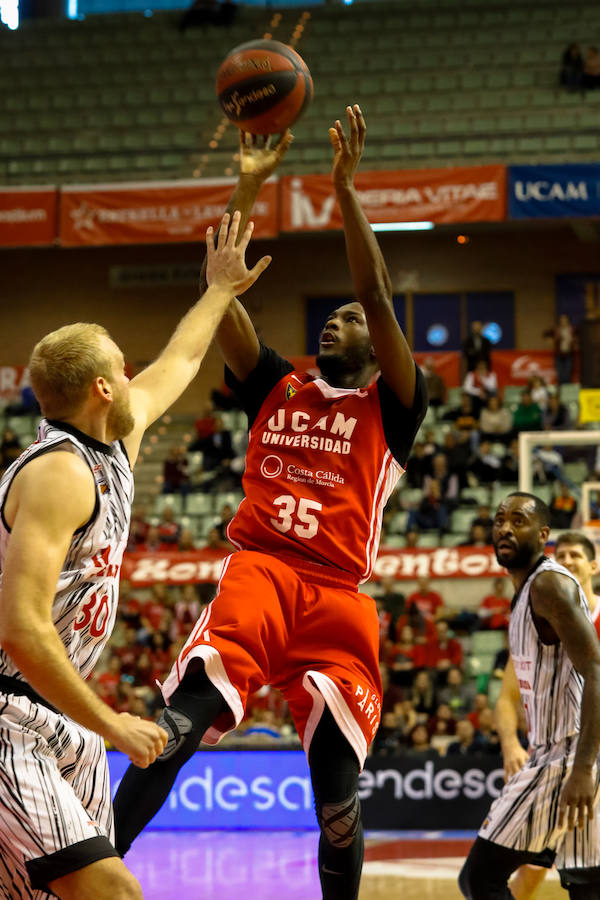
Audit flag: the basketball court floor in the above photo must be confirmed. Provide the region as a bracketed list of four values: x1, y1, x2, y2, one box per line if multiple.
[126, 830, 565, 898]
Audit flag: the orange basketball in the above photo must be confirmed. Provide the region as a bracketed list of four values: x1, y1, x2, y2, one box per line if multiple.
[216, 39, 313, 135]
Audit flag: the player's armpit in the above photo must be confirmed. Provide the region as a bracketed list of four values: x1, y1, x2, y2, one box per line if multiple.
[0, 451, 96, 650]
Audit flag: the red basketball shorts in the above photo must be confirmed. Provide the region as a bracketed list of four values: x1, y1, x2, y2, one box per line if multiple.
[161, 550, 382, 768]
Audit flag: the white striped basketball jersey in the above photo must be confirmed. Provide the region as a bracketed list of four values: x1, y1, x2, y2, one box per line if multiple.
[0, 419, 133, 683]
[510, 556, 592, 748]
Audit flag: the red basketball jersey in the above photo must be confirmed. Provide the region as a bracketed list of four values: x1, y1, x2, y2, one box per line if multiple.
[227, 349, 425, 587]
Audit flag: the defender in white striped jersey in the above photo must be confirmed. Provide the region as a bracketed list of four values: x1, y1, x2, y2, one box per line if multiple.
[459, 493, 600, 900]
[0, 212, 271, 900]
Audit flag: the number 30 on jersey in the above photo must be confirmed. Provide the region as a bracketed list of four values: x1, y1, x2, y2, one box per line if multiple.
[270, 494, 322, 539]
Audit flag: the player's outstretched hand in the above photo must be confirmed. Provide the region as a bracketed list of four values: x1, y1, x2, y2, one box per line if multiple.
[329, 104, 365, 189]
[206, 210, 272, 295]
[110, 713, 168, 769]
[239, 130, 293, 182]
[558, 765, 596, 830]
[501, 739, 529, 781]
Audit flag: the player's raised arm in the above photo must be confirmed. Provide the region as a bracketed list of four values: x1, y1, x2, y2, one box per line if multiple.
[123, 211, 271, 463]
[494, 656, 529, 780]
[0, 452, 167, 768]
[211, 131, 293, 381]
[530, 569, 600, 828]
[331, 105, 417, 408]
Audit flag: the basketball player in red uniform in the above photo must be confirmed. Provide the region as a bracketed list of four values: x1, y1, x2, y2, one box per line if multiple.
[113, 106, 427, 899]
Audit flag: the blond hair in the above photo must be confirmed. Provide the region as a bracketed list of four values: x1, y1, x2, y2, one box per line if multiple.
[29, 323, 114, 419]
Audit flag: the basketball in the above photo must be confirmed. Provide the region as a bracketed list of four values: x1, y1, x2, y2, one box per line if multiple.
[216, 39, 313, 135]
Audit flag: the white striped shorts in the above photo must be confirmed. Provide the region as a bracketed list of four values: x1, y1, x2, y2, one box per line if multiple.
[479, 736, 600, 870]
[0, 691, 115, 898]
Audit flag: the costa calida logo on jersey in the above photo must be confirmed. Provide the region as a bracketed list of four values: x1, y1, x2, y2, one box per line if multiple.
[260, 455, 284, 479]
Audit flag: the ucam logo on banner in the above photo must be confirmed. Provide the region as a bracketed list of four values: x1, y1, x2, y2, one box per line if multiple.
[509, 164, 600, 219]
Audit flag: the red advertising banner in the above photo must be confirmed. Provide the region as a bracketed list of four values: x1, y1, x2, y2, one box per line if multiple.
[121, 547, 504, 586]
[0, 366, 30, 400]
[280, 165, 507, 232]
[414, 351, 461, 388]
[0, 187, 57, 247]
[59, 178, 278, 247]
[491, 349, 558, 388]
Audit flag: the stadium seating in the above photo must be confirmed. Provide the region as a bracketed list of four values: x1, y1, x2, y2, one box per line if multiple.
[2, 0, 600, 184]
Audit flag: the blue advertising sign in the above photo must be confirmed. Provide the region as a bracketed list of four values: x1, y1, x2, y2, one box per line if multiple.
[509, 164, 600, 219]
[108, 750, 317, 830]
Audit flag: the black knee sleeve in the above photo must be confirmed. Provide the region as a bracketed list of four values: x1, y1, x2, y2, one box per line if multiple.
[114, 666, 227, 857]
[309, 706, 363, 900]
[459, 837, 553, 900]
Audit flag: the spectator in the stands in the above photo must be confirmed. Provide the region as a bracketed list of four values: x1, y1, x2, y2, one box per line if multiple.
[127, 504, 150, 549]
[559, 42, 584, 92]
[463, 320, 492, 373]
[387, 625, 426, 687]
[405, 723, 438, 757]
[406, 575, 444, 620]
[142, 583, 171, 632]
[395, 603, 437, 645]
[157, 505, 181, 545]
[479, 576, 511, 630]
[196, 415, 237, 491]
[376, 573, 406, 625]
[0, 428, 21, 467]
[404, 441, 431, 488]
[442, 430, 471, 488]
[544, 313, 577, 383]
[461, 523, 490, 547]
[423, 453, 460, 508]
[428, 703, 458, 755]
[214, 502, 234, 542]
[438, 666, 477, 718]
[97, 654, 124, 707]
[191, 402, 217, 447]
[427, 619, 463, 675]
[512, 390, 543, 432]
[492, 632, 509, 678]
[139, 525, 168, 554]
[177, 527, 196, 551]
[475, 707, 501, 754]
[467, 693, 492, 730]
[463, 360, 498, 417]
[376, 597, 393, 655]
[527, 374, 549, 411]
[443, 393, 479, 432]
[500, 437, 520, 484]
[468, 440, 502, 485]
[204, 525, 232, 551]
[404, 527, 421, 548]
[479, 395, 513, 445]
[550, 481, 578, 529]
[410, 670, 438, 720]
[544, 387, 571, 431]
[447, 719, 484, 755]
[584, 46, 600, 89]
[422, 428, 441, 458]
[408, 479, 451, 534]
[421, 357, 446, 415]
[162, 444, 191, 503]
[470, 505, 494, 543]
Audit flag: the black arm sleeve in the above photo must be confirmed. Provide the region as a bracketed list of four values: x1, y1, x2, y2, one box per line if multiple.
[225, 344, 294, 429]
[377, 363, 428, 466]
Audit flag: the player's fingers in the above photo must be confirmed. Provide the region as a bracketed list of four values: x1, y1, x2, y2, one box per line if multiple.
[275, 129, 293, 152]
[557, 799, 566, 829]
[335, 119, 349, 153]
[567, 802, 577, 831]
[588, 798, 595, 821]
[237, 219, 254, 253]
[346, 105, 358, 150]
[354, 103, 366, 147]
[578, 800, 587, 829]
[217, 212, 231, 250]
[226, 210, 241, 247]
[247, 255, 272, 285]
